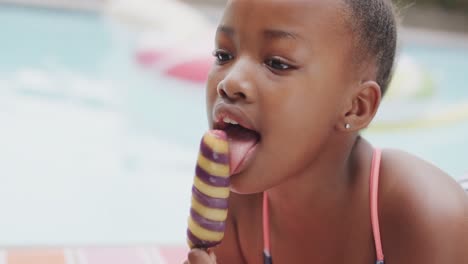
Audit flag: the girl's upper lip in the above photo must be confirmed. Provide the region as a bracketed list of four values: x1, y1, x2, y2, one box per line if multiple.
[212, 104, 258, 132]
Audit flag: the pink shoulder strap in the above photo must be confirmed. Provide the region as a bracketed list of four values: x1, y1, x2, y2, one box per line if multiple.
[370, 148, 385, 263]
[263, 192, 272, 264]
[263, 148, 385, 263]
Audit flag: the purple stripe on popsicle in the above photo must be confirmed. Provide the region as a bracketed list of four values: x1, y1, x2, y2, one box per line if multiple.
[192, 186, 228, 209]
[200, 138, 229, 164]
[190, 208, 227, 232]
[187, 229, 221, 249]
[196, 165, 230, 187]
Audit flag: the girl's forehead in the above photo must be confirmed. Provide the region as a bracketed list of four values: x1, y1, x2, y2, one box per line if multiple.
[220, 0, 347, 39]
[224, 0, 342, 16]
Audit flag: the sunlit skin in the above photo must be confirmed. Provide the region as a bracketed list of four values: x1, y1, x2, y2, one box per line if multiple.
[185, 0, 468, 263]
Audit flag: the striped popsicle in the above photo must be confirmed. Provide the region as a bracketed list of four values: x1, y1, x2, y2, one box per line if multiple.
[187, 130, 230, 249]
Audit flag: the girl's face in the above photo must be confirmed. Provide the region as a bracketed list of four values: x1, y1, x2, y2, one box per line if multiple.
[206, 0, 356, 194]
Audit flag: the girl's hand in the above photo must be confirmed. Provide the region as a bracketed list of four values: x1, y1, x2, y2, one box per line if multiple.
[183, 248, 217, 264]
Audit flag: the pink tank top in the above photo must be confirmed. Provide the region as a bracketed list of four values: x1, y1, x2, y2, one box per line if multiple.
[262, 149, 384, 264]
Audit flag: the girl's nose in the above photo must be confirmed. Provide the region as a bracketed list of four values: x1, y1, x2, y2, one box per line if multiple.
[216, 59, 257, 104]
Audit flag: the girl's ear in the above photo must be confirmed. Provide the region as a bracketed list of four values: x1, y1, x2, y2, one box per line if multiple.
[339, 80, 382, 131]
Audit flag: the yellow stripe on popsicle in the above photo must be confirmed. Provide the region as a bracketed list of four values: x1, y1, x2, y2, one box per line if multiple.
[203, 134, 229, 154]
[188, 217, 225, 242]
[193, 176, 230, 199]
[191, 197, 228, 222]
[197, 154, 230, 177]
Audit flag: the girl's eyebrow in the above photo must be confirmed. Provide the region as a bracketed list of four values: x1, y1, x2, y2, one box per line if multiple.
[217, 25, 301, 41]
[263, 29, 300, 41]
[216, 25, 235, 37]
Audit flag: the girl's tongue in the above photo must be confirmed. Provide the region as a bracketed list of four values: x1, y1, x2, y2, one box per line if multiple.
[224, 125, 260, 174]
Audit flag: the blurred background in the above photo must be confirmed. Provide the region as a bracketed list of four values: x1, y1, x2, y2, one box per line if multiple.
[0, 0, 467, 263]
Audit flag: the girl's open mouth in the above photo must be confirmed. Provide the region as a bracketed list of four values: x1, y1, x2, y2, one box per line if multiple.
[223, 123, 260, 175]
[213, 112, 261, 175]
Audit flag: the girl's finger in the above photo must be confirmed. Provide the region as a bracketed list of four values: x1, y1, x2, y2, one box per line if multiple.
[207, 248, 217, 262]
[187, 248, 215, 264]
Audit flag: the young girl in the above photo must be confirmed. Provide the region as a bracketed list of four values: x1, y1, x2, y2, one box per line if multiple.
[185, 0, 468, 263]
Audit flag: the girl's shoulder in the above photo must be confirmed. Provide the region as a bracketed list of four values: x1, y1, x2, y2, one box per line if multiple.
[378, 149, 467, 262]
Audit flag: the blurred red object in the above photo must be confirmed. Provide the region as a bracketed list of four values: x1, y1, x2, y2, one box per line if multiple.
[166, 57, 214, 83]
[136, 50, 166, 67]
[159, 245, 189, 264]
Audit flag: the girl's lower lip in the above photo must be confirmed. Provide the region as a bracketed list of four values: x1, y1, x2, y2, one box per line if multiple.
[231, 142, 259, 175]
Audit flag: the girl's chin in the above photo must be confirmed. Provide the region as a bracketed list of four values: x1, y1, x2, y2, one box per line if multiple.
[229, 170, 270, 195]
[229, 176, 259, 195]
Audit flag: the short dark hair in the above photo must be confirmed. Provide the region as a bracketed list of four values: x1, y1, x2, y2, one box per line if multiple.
[341, 0, 398, 95]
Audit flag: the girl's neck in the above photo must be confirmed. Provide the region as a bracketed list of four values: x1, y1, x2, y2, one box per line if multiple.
[266, 136, 371, 233]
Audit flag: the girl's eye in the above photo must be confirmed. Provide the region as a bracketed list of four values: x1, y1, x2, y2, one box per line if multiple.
[213, 50, 233, 64]
[265, 58, 293, 71]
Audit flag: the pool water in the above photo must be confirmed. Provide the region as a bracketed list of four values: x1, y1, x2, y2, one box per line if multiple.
[366, 44, 468, 178]
[0, 5, 467, 248]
